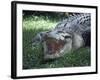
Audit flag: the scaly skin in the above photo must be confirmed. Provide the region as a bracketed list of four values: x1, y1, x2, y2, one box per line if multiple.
[55, 13, 91, 35]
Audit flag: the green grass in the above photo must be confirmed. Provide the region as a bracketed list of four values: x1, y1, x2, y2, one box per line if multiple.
[23, 15, 91, 69]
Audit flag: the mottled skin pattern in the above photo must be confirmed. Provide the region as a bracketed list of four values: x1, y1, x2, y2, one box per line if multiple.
[32, 13, 91, 59]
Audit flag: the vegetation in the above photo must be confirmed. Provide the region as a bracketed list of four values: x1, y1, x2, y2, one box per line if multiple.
[23, 11, 90, 69]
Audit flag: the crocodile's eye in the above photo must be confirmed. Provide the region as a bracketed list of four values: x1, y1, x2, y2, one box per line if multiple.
[57, 31, 64, 33]
[63, 35, 71, 39]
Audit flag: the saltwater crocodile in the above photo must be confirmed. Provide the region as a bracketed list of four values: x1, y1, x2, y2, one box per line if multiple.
[32, 13, 91, 59]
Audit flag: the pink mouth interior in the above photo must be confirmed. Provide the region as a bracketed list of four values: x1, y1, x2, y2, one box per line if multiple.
[45, 38, 65, 54]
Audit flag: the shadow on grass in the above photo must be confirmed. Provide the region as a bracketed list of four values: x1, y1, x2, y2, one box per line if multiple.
[23, 28, 91, 69]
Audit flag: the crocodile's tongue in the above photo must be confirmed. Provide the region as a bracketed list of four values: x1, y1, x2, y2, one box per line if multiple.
[46, 38, 65, 54]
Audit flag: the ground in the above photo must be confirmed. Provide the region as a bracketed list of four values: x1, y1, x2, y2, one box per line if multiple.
[23, 12, 91, 69]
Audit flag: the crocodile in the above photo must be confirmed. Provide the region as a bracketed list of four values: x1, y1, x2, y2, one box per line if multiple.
[32, 13, 91, 59]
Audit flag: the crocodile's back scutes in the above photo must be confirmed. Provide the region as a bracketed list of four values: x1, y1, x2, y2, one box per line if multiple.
[55, 13, 91, 35]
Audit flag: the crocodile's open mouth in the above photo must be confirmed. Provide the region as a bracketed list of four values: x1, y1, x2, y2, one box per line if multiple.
[46, 38, 65, 53]
[44, 37, 66, 59]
